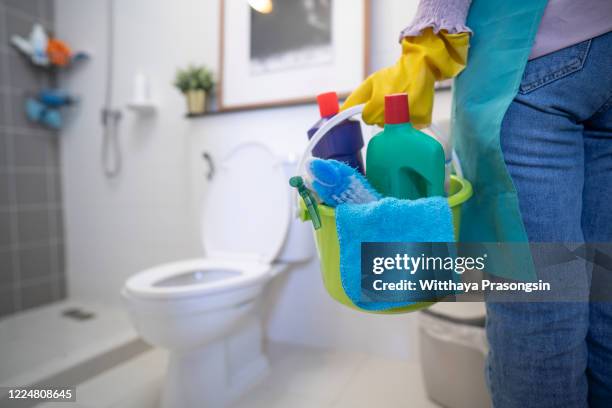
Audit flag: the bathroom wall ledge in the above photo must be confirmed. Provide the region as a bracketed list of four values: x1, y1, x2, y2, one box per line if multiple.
[185, 99, 321, 118]
[186, 88, 453, 120]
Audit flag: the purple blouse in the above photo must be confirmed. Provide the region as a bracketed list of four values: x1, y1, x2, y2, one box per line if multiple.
[400, 0, 612, 60]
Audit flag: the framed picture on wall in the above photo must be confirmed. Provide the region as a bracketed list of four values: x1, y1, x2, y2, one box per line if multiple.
[219, 0, 370, 111]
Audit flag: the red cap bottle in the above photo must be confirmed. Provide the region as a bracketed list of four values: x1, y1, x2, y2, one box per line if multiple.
[384, 93, 410, 124]
[317, 92, 340, 118]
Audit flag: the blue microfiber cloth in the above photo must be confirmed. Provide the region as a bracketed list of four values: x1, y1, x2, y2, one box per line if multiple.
[336, 196, 455, 311]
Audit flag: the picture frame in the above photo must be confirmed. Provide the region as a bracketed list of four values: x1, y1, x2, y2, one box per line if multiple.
[219, 0, 370, 111]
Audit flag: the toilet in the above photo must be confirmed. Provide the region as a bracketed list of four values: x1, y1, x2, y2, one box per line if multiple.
[122, 142, 314, 408]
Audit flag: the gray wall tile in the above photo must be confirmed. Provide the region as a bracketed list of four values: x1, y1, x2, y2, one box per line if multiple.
[55, 240, 64, 275]
[0, 92, 9, 125]
[13, 132, 52, 166]
[48, 168, 61, 203]
[3, 1, 41, 18]
[0, 286, 16, 318]
[4, 7, 32, 37]
[46, 137, 60, 167]
[0, 6, 6, 54]
[0, 173, 10, 207]
[8, 47, 49, 90]
[56, 273, 66, 298]
[41, 0, 53, 24]
[0, 52, 8, 88]
[0, 133, 8, 168]
[10, 90, 39, 130]
[15, 172, 48, 205]
[0, 210, 12, 247]
[17, 208, 50, 243]
[20, 279, 56, 310]
[0, 248, 14, 286]
[2, 0, 62, 317]
[6, 88, 20, 125]
[19, 244, 52, 281]
[48, 206, 62, 239]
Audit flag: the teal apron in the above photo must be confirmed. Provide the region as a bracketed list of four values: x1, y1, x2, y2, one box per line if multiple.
[453, 0, 548, 279]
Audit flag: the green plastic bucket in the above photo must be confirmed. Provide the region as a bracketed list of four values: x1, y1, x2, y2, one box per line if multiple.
[299, 175, 473, 314]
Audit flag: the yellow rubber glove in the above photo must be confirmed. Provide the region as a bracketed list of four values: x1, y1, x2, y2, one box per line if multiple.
[342, 28, 470, 128]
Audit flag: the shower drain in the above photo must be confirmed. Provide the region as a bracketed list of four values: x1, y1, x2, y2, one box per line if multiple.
[62, 307, 96, 321]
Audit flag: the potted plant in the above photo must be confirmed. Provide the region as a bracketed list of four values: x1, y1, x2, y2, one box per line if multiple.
[174, 65, 215, 114]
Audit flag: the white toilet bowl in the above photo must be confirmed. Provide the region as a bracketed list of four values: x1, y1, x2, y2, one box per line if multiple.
[123, 259, 270, 350]
[123, 259, 278, 408]
[122, 143, 314, 408]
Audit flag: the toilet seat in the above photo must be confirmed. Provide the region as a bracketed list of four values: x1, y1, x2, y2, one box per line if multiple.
[125, 143, 289, 303]
[124, 258, 271, 300]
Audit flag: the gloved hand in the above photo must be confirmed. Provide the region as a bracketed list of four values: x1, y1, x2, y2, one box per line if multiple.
[342, 28, 470, 128]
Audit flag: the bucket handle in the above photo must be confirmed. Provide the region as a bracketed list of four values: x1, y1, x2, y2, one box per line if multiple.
[428, 122, 464, 178]
[294, 104, 464, 214]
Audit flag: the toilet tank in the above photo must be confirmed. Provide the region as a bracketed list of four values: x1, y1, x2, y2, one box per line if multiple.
[276, 154, 316, 264]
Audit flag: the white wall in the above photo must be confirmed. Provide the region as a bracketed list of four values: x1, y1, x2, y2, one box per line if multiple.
[56, 0, 451, 360]
[56, 0, 216, 303]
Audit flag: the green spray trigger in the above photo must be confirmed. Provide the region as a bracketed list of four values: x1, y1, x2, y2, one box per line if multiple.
[290, 176, 322, 230]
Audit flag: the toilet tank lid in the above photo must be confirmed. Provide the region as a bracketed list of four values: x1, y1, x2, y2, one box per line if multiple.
[201, 142, 290, 263]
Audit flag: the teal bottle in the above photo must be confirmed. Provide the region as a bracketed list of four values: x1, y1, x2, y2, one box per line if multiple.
[366, 93, 446, 199]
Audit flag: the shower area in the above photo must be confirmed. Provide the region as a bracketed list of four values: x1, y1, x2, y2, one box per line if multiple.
[0, 0, 197, 404]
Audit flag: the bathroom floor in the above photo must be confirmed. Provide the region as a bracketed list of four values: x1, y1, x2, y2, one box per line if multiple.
[0, 300, 143, 389]
[34, 342, 440, 408]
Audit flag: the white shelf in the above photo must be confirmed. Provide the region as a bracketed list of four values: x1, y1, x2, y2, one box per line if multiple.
[126, 101, 157, 114]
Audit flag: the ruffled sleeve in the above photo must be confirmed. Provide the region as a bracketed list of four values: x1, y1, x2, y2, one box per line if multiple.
[399, 0, 473, 41]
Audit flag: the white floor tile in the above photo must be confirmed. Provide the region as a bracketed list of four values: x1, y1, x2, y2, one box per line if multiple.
[264, 343, 367, 403]
[231, 384, 331, 408]
[331, 357, 440, 408]
[109, 377, 162, 408]
[35, 403, 91, 408]
[35, 342, 439, 408]
[73, 349, 166, 408]
[0, 300, 137, 386]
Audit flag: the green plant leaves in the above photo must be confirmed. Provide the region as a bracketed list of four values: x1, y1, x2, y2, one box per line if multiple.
[174, 65, 215, 93]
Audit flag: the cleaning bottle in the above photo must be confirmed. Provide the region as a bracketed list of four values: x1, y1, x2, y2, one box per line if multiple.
[366, 93, 445, 199]
[307, 92, 365, 174]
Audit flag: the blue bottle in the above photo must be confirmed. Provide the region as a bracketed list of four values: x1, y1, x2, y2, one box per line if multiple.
[307, 92, 365, 174]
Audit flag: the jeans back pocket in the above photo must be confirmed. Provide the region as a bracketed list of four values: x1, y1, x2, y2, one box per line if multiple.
[519, 39, 591, 94]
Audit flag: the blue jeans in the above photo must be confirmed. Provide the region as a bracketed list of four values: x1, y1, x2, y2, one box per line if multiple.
[487, 32, 612, 408]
